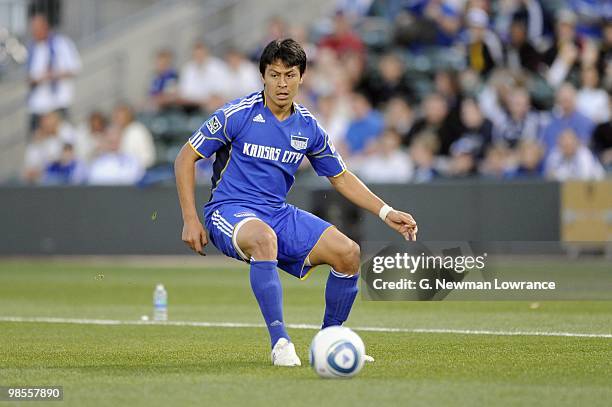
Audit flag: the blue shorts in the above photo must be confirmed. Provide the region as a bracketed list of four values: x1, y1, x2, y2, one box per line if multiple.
[203, 203, 333, 279]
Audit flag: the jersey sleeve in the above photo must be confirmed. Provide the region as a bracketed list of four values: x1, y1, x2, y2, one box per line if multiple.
[187, 109, 232, 158]
[307, 122, 347, 177]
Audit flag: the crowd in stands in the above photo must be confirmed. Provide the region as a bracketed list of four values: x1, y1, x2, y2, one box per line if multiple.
[20, 0, 612, 186]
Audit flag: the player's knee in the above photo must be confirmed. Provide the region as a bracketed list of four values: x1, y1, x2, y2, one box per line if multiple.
[335, 240, 360, 275]
[250, 227, 277, 259]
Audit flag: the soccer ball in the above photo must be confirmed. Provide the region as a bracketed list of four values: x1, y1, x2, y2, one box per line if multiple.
[309, 326, 365, 378]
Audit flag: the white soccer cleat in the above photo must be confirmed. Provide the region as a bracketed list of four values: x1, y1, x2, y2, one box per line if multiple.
[271, 338, 301, 366]
[364, 354, 375, 363]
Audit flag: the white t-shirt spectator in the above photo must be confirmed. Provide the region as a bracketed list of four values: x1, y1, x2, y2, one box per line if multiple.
[545, 145, 605, 181]
[120, 121, 156, 169]
[27, 34, 81, 114]
[24, 136, 63, 174]
[318, 112, 349, 145]
[576, 88, 610, 124]
[73, 123, 100, 162]
[23, 122, 74, 173]
[226, 61, 261, 100]
[356, 150, 413, 183]
[88, 153, 144, 185]
[179, 57, 231, 102]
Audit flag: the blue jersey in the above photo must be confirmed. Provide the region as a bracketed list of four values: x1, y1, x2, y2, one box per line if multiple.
[188, 91, 346, 209]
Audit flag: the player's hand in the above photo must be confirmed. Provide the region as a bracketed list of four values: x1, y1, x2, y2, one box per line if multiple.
[182, 219, 208, 255]
[384, 210, 418, 241]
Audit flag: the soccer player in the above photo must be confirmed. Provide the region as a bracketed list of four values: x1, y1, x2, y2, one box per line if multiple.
[175, 39, 418, 366]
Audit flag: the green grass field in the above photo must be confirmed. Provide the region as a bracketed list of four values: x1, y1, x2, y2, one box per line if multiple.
[1, 258, 611, 406]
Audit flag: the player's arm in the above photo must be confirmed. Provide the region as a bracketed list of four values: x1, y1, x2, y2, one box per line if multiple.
[174, 144, 208, 254]
[328, 170, 418, 241]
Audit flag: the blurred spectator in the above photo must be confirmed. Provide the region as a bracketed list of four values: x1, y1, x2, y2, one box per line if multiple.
[250, 16, 287, 60]
[318, 11, 365, 58]
[394, 0, 462, 48]
[316, 93, 349, 144]
[540, 83, 594, 154]
[480, 144, 511, 179]
[356, 129, 413, 183]
[506, 138, 545, 178]
[73, 111, 108, 162]
[47, 109, 75, 142]
[504, 19, 542, 74]
[422, 0, 462, 47]
[576, 66, 610, 124]
[410, 132, 440, 183]
[568, 0, 612, 39]
[446, 137, 479, 178]
[597, 21, 612, 88]
[434, 69, 463, 123]
[367, 0, 405, 22]
[339, 50, 366, 88]
[42, 143, 86, 185]
[178, 41, 230, 112]
[26, 13, 81, 131]
[343, 92, 384, 155]
[493, 87, 541, 147]
[464, 8, 503, 77]
[112, 104, 156, 169]
[494, 0, 544, 45]
[457, 97, 493, 157]
[358, 52, 413, 107]
[477, 68, 520, 129]
[224, 48, 261, 100]
[288, 24, 318, 61]
[149, 49, 179, 111]
[545, 128, 604, 181]
[334, 0, 375, 22]
[307, 48, 341, 99]
[383, 96, 414, 140]
[405, 93, 459, 156]
[591, 100, 612, 171]
[543, 9, 584, 88]
[22, 111, 73, 183]
[88, 128, 144, 185]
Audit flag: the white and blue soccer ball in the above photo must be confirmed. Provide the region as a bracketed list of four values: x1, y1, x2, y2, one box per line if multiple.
[309, 326, 365, 378]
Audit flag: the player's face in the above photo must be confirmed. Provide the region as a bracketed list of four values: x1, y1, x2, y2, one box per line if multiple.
[263, 60, 303, 109]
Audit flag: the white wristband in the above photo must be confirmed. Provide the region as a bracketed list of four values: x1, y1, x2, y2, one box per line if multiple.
[378, 204, 393, 221]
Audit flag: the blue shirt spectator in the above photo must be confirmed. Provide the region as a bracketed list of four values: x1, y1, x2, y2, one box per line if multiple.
[344, 92, 384, 154]
[504, 140, 545, 179]
[569, 0, 612, 39]
[149, 49, 179, 111]
[150, 69, 178, 96]
[42, 144, 86, 185]
[539, 83, 594, 154]
[540, 112, 594, 155]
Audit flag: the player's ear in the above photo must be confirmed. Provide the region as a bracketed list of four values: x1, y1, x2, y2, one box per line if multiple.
[299, 74, 304, 85]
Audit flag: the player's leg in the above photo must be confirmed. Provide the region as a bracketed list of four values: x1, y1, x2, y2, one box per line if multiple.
[307, 227, 361, 329]
[234, 219, 292, 350]
[205, 207, 297, 364]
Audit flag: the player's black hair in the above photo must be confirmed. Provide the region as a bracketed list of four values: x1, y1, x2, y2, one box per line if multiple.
[259, 39, 307, 76]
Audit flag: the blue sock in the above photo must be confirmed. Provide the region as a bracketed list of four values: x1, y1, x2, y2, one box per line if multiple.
[322, 269, 359, 329]
[249, 259, 289, 348]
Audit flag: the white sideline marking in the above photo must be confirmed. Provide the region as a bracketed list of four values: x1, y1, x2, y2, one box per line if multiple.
[1, 316, 611, 339]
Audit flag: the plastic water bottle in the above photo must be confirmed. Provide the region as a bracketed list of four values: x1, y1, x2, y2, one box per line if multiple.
[153, 284, 168, 321]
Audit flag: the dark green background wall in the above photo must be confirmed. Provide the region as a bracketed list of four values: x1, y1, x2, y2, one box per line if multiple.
[0, 180, 560, 255]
